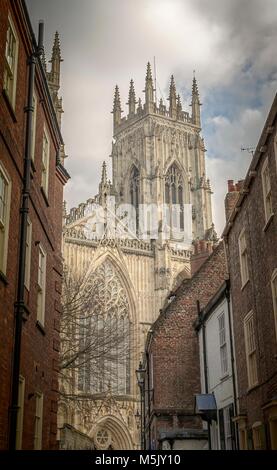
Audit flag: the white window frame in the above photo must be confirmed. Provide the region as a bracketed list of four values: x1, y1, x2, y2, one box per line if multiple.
[3, 14, 19, 109]
[41, 126, 50, 196]
[261, 156, 273, 223]
[37, 244, 46, 326]
[0, 162, 12, 275]
[24, 218, 32, 290]
[15, 375, 25, 450]
[252, 421, 263, 450]
[244, 310, 258, 389]
[30, 92, 37, 162]
[218, 313, 228, 376]
[34, 392, 43, 450]
[238, 228, 249, 287]
[271, 269, 277, 341]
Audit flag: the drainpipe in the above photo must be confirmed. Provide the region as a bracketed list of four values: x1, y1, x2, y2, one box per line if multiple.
[9, 21, 44, 450]
[225, 280, 239, 450]
[197, 300, 211, 450]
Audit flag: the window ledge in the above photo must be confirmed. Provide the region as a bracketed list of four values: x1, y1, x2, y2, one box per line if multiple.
[220, 373, 230, 382]
[40, 187, 49, 207]
[0, 270, 8, 286]
[2, 89, 17, 122]
[241, 278, 250, 291]
[22, 303, 31, 322]
[36, 320, 46, 335]
[247, 383, 259, 394]
[263, 213, 274, 232]
[31, 159, 36, 176]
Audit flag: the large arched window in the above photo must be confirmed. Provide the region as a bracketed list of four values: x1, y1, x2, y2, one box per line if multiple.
[165, 164, 184, 233]
[78, 261, 131, 395]
[130, 166, 139, 231]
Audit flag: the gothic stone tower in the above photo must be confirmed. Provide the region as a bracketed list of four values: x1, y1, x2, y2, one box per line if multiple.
[61, 64, 215, 450]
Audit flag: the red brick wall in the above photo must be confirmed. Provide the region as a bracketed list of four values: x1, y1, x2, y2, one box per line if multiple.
[146, 242, 227, 447]
[225, 110, 277, 445]
[0, 0, 66, 449]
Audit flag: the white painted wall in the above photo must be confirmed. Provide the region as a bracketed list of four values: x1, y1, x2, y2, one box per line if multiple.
[198, 297, 235, 449]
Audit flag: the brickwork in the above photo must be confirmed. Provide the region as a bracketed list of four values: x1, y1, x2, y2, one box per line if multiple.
[224, 94, 277, 449]
[145, 242, 227, 449]
[0, 0, 68, 449]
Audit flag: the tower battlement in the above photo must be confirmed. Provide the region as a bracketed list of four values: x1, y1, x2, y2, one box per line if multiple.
[112, 63, 201, 135]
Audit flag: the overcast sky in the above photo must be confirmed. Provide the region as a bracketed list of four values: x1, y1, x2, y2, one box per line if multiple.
[26, 0, 277, 234]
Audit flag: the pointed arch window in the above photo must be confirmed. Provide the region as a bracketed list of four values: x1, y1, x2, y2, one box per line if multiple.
[165, 164, 184, 234]
[130, 166, 139, 231]
[78, 261, 131, 396]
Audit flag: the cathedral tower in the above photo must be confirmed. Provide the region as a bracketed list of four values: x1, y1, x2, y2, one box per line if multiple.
[62, 63, 216, 450]
[111, 64, 214, 242]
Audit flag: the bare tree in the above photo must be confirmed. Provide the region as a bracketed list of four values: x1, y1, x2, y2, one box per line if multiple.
[59, 261, 133, 406]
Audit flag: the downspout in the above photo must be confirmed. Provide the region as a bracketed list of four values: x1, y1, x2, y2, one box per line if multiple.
[9, 22, 44, 450]
[145, 351, 151, 449]
[225, 279, 239, 450]
[197, 300, 211, 450]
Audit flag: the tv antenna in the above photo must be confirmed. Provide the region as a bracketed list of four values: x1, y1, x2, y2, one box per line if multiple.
[154, 56, 157, 105]
[241, 146, 255, 156]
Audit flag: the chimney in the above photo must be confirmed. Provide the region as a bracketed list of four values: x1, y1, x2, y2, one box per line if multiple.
[191, 240, 214, 275]
[224, 179, 243, 221]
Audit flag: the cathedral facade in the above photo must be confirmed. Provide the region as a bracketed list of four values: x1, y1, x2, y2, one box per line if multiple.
[60, 63, 215, 450]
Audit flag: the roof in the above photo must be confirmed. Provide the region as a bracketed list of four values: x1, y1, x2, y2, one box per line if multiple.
[144, 241, 226, 351]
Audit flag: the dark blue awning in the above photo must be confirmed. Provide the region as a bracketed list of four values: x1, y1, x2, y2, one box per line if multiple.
[194, 394, 217, 421]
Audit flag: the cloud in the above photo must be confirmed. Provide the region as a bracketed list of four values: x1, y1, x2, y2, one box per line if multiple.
[26, 0, 277, 235]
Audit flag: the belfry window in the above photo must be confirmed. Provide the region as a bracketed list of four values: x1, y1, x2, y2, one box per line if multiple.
[165, 164, 184, 234]
[130, 166, 139, 231]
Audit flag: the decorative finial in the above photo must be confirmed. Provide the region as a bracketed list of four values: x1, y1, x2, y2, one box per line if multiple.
[168, 75, 177, 118]
[101, 161, 107, 186]
[127, 79, 137, 116]
[146, 62, 153, 81]
[50, 31, 62, 62]
[144, 62, 154, 112]
[41, 46, 47, 72]
[112, 85, 122, 113]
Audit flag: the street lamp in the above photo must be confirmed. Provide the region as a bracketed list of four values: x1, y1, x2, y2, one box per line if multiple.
[134, 409, 141, 428]
[136, 361, 146, 449]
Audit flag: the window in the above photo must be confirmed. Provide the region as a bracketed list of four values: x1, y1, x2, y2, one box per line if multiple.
[219, 404, 235, 450]
[165, 164, 184, 237]
[24, 218, 32, 290]
[130, 166, 139, 232]
[218, 313, 228, 375]
[37, 245, 46, 326]
[244, 311, 258, 388]
[30, 92, 37, 162]
[252, 422, 265, 450]
[15, 376, 25, 450]
[77, 261, 131, 395]
[261, 157, 273, 223]
[0, 163, 11, 275]
[271, 269, 277, 341]
[34, 393, 43, 450]
[41, 127, 50, 196]
[238, 228, 249, 287]
[3, 15, 19, 108]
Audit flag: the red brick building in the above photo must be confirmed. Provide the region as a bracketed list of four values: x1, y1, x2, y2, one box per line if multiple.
[143, 241, 227, 450]
[223, 93, 277, 450]
[0, 0, 69, 449]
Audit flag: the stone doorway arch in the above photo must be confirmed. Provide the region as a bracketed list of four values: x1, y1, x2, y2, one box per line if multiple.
[91, 415, 133, 450]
